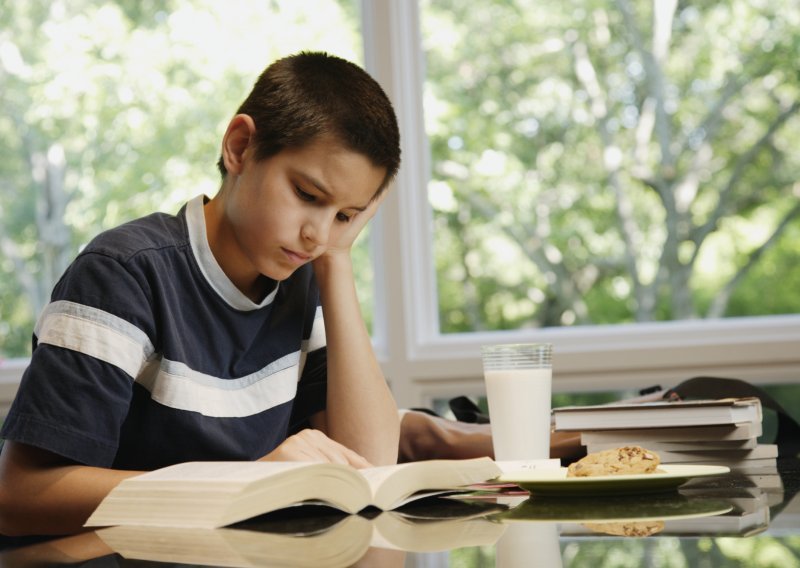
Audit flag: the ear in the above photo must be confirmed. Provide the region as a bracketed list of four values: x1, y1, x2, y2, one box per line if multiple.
[221, 114, 256, 176]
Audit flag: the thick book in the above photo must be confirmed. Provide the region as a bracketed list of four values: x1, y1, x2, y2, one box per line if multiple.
[85, 458, 502, 529]
[580, 422, 762, 445]
[584, 438, 758, 452]
[553, 398, 761, 431]
[584, 443, 777, 464]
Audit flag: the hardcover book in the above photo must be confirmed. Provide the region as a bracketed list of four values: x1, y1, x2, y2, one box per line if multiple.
[85, 458, 502, 529]
[554, 398, 761, 431]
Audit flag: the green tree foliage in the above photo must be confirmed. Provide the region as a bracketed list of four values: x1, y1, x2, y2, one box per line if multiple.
[450, 535, 800, 567]
[0, 0, 362, 358]
[421, 0, 800, 333]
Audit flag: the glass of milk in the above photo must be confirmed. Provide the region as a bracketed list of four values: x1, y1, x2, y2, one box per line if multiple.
[481, 343, 553, 461]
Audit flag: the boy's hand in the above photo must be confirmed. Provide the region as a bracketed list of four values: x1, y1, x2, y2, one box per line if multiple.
[259, 429, 372, 468]
[315, 190, 389, 263]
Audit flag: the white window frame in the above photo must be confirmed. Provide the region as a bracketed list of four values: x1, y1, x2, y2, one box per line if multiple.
[361, 0, 800, 409]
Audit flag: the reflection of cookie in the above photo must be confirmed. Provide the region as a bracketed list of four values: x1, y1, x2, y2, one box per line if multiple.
[567, 446, 660, 477]
[583, 521, 664, 537]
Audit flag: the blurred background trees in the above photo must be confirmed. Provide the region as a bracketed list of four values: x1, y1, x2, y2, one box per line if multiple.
[421, 0, 800, 332]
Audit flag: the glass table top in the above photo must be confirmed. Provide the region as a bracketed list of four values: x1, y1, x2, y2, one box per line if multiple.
[2, 458, 798, 567]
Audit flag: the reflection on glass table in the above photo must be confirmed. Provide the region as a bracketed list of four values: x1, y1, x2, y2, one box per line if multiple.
[1, 459, 798, 567]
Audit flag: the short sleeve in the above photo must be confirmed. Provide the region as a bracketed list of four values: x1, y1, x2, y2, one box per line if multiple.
[0, 252, 156, 466]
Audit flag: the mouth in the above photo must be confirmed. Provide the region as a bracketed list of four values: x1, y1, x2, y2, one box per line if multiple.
[282, 247, 312, 265]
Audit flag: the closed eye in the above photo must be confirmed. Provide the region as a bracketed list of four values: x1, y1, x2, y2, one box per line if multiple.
[336, 211, 354, 223]
[294, 186, 315, 202]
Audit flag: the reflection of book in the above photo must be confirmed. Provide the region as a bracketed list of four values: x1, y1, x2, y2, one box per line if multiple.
[369, 511, 506, 552]
[554, 398, 761, 430]
[580, 422, 762, 444]
[85, 458, 501, 529]
[661, 504, 770, 537]
[97, 506, 507, 567]
[742, 472, 784, 492]
[97, 515, 374, 568]
[673, 485, 773, 536]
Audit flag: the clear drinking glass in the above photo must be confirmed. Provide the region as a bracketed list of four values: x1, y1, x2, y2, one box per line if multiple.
[481, 343, 553, 461]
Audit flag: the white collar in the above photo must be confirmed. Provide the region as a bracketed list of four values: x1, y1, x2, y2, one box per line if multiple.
[186, 195, 279, 311]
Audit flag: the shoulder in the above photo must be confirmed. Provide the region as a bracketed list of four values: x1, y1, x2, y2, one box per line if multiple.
[49, 205, 193, 312]
[83, 208, 188, 263]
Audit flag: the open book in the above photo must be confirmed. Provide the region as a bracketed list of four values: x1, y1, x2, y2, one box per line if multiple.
[85, 458, 502, 529]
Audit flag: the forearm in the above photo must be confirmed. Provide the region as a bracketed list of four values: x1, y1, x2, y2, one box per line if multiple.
[0, 441, 140, 536]
[399, 410, 494, 462]
[398, 410, 586, 463]
[314, 255, 400, 465]
[550, 430, 585, 461]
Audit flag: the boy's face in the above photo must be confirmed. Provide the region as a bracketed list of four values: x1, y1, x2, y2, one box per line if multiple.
[219, 135, 386, 286]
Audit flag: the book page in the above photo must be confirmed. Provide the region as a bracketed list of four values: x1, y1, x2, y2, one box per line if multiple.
[131, 461, 316, 483]
[358, 462, 416, 495]
[359, 459, 501, 510]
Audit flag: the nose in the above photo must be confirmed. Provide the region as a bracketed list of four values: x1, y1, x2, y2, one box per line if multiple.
[301, 212, 334, 248]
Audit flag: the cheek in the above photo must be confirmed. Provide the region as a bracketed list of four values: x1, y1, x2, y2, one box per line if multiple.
[228, 193, 272, 247]
[241, 200, 298, 249]
[329, 223, 350, 242]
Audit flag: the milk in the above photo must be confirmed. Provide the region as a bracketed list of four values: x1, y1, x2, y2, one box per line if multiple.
[484, 367, 552, 461]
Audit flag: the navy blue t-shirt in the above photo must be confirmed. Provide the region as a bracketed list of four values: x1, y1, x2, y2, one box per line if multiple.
[1, 195, 328, 469]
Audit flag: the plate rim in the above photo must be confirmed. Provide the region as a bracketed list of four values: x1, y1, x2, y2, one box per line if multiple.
[497, 463, 731, 484]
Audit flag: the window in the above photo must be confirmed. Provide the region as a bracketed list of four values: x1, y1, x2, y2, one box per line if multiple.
[420, 0, 800, 332]
[363, 1, 800, 407]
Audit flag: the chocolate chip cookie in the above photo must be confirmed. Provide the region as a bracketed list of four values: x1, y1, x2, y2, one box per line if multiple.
[567, 445, 661, 477]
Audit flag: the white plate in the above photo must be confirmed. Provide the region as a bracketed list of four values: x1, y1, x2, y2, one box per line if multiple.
[495, 459, 562, 475]
[497, 464, 730, 496]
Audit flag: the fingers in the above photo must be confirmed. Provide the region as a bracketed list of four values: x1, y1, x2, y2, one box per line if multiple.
[261, 429, 373, 468]
[328, 187, 390, 251]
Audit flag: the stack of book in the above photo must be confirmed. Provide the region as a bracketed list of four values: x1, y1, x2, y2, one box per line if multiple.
[553, 397, 777, 473]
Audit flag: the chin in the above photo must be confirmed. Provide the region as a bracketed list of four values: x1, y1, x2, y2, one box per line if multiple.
[262, 265, 299, 282]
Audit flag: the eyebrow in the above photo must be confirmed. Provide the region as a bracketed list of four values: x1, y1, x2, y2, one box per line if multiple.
[300, 172, 369, 212]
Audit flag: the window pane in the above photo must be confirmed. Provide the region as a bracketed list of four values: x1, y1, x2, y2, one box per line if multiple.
[419, 0, 800, 334]
[0, 0, 365, 358]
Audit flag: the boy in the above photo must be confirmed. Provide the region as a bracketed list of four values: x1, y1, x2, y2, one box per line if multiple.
[0, 51, 401, 536]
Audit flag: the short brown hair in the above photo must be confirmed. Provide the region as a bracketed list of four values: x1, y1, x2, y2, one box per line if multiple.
[217, 52, 401, 192]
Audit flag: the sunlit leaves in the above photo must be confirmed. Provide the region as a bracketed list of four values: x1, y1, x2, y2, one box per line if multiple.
[421, 0, 800, 332]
